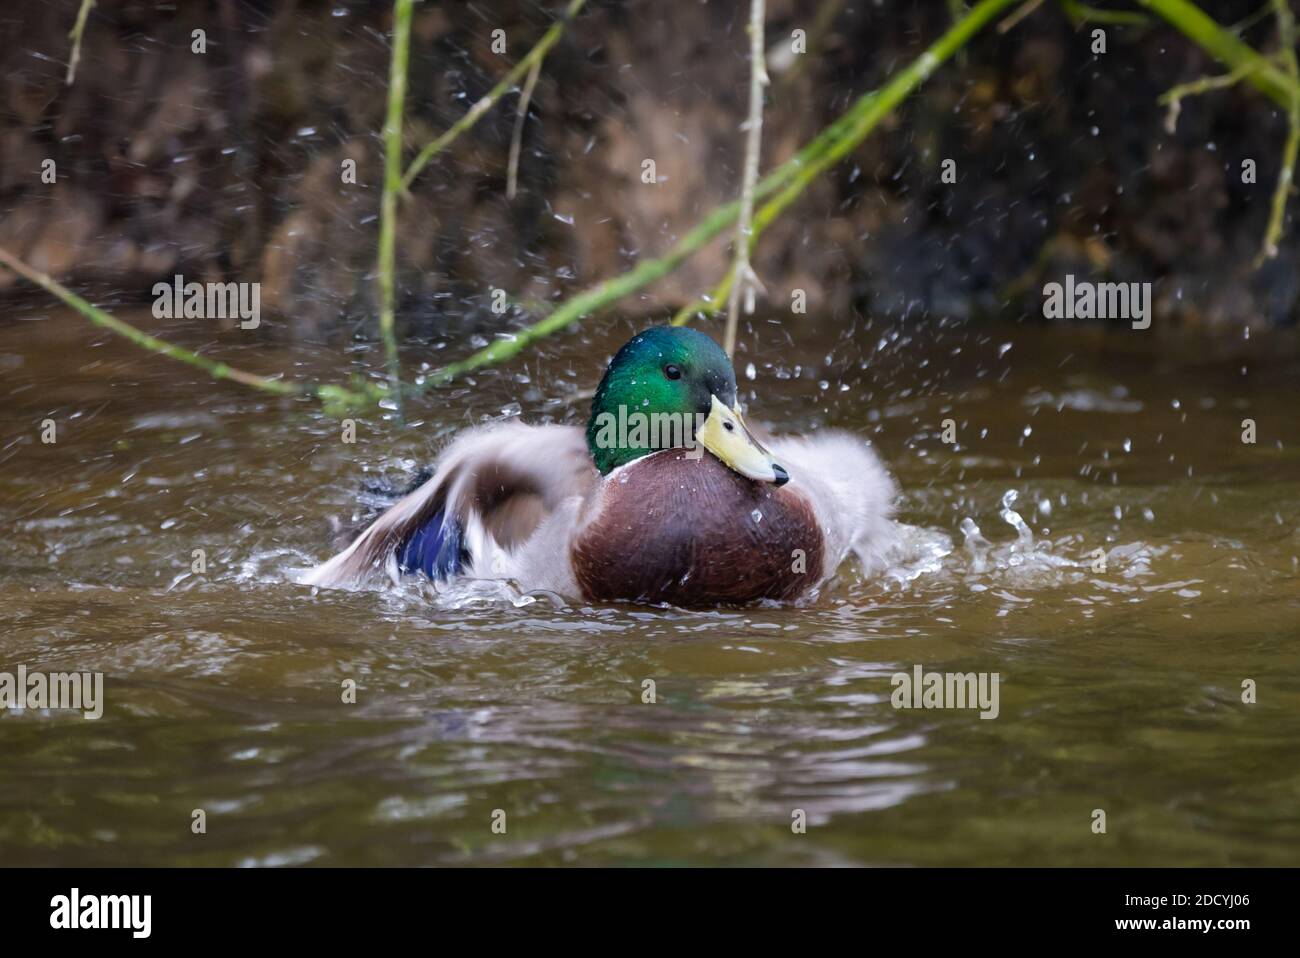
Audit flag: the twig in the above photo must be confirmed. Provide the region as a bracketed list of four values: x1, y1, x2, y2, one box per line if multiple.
[672, 263, 736, 326]
[680, 0, 1022, 328]
[66, 0, 95, 86]
[1137, 0, 1299, 108]
[671, 105, 852, 326]
[422, 200, 747, 386]
[1059, 1, 1150, 28]
[723, 0, 769, 358]
[998, 0, 1045, 34]
[507, 57, 543, 200]
[1140, 0, 1300, 262]
[1159, 59, 1261, 133]
[378, 0, 414, 418]
[402, 0, 587, 191]
[1258, 0, 1299, 263]
[418, 0, 1021, 387]
[1229, 2, 1279, 36]
[0, 246, 377, 411]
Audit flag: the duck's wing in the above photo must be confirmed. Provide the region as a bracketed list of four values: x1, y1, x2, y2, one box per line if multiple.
[764, 431, 899, 575]
[304, 421, 595, 589]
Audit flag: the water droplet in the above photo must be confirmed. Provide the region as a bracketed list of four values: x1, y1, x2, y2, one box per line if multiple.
[999, 490, 1034, 549]
[960, 517, 992, 574]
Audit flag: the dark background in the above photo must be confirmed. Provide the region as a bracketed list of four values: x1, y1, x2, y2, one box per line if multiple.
[2, 0, 1296, 338]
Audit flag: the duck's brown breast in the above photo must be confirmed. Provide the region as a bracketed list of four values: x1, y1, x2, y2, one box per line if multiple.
[571, 450, 825, 607]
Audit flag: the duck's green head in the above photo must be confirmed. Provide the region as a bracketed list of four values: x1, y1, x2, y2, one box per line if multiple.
[586, 326, 788, 484]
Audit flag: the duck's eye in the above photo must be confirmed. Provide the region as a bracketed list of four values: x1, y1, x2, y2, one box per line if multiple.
[664, 364, 682, 380]
[723, 421, 735, 432]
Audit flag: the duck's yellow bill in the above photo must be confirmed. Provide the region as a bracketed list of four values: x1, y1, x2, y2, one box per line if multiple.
[697, 395, 789, 486]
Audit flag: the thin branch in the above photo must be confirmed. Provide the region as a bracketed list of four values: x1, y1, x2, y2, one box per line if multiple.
[1059, 1, 1150, 28]
[402, 0, 587, 191]
[671, 263, 736, 326]
[378, 0, 414, 417]
[1159, 58, 1261, 133]
[998, 0, 1046, 34]
[1229, 2, 1280, 36]
[421, 199, 747, 387]
[1140, 0, 1300, 262]
[1258, 0, 1299, 263]
[723, 0, 769, 358]
[507, 57, 543, 200]
[682, 0, 1025, 328]
[418, 0, 1022, 388]
[0, 246, 377, 411]
[1138, 0, 1300, 108]
[66, 0, 95, 86]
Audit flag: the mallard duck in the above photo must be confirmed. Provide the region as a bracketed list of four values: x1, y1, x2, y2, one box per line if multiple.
[305, 326, 898, 606]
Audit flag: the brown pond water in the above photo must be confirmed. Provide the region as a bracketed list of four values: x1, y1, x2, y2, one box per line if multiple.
[1, 306, 1298, 866]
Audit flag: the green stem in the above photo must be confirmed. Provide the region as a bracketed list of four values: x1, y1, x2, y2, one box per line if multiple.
[672, 264, 737, 326]
[424, 0, 1020, 386]
[1258, 0, 1299, 263]
[1159, 58, 1261, 109]
[1158, 57, 1268, 134]
[402, 0, 588, 190]
[999, 0, 1047, 34]
[424, 200, 746, 385]
[66, 0, 95, 86]
[0, 246, 374, 405]
[378, 0, 414, 417]
[1139, 0, 1300, 261]
[1137, 0, 1299, 107]
[506, 57, 543, 200]
[1059, 1, 1150, 27]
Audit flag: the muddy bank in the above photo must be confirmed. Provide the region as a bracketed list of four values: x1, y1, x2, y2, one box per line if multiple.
[1, 0, 1296, 336]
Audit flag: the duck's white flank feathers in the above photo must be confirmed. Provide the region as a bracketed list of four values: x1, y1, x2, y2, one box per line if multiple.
[766, 430, 899, 577]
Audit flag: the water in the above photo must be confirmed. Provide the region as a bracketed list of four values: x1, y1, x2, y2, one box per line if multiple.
[2, 308, 1298, 866]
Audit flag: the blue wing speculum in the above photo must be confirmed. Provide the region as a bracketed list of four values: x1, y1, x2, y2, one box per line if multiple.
[397, 511, 469, 580]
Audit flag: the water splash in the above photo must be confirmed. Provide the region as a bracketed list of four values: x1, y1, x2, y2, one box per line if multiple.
[999, 490, 1035, 567]
[881, 490, 1169, 595]
[999, 490, 1035, 550]
[959, 517, 993, 574]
